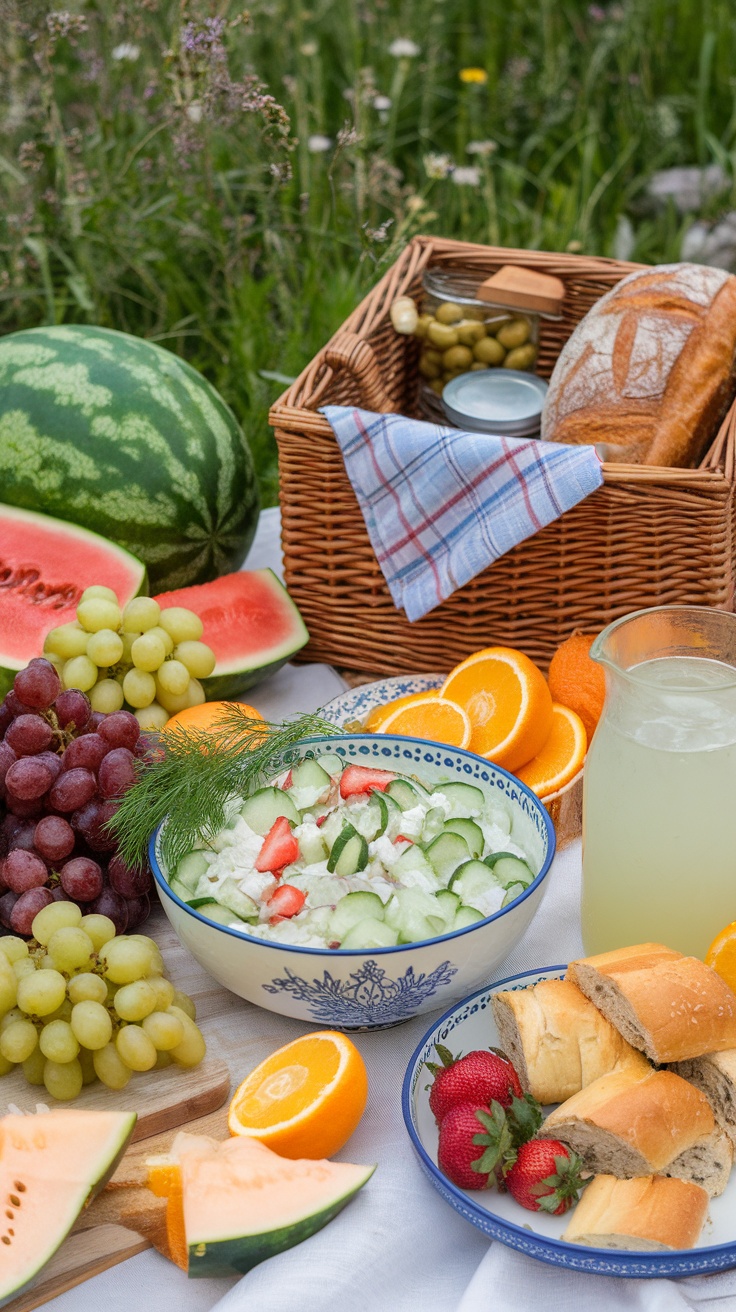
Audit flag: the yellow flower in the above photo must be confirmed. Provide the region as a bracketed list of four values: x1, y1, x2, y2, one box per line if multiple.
[459, 67, 487, 84]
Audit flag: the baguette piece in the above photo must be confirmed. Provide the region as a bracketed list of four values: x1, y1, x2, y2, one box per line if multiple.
[542, 1066, 731, 1196]
[562, 1175, 709, 1251]
[492, 979, 650, 1105]
[566, 943, 736, 1063]
[672, 1049, 736, 1147]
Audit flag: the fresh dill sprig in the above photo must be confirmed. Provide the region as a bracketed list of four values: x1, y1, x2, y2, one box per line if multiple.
[110, 707, 343, 873]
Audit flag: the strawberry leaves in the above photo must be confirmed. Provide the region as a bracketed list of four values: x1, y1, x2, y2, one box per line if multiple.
[506, 1093, 543, 1148]
[470, 1102, 513, 1177]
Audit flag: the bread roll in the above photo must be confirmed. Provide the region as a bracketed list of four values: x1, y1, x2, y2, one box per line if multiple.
[541, 262, 736, 467]
[542, 1065, 731, 1196]
[491, 979, 650, 1105]
[566, 943, 736, 1063]
[672, 1049, 736, 1147]
[562, 1175, 709, 1251]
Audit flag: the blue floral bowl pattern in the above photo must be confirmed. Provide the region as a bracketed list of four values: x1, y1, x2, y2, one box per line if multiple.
[403, 967, 736, 1276]
[150, 733, 555, 1030]
[320, 674, 444, 729]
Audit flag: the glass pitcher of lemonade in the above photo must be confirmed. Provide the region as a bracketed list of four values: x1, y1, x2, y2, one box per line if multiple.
[582, 606, 736, 959]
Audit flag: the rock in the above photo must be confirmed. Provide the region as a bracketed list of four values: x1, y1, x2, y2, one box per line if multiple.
[646, 164, 728, 213]
[681, 213, 736, 271]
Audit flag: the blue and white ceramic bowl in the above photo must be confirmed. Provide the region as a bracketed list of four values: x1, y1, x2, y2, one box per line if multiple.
[320, 674, 444, 729]
[149, 734, 555, 1031]
[403, 966, 736, 1276]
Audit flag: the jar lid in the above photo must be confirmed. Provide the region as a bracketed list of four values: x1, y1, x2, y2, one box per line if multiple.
[476, 265, 565, 317]
[441, 370, 549, 436]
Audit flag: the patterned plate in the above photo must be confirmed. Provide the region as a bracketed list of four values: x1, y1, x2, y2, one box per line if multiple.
[321, 674, 444, 728]
[402, 966, 736, 1278]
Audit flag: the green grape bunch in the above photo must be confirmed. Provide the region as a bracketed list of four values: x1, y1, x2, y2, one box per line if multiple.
[43, 586, 217, 732]
[0, 901, 205, 1102]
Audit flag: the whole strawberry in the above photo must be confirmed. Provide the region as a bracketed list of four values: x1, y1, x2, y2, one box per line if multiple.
[426, 1045, 523, 1125]
[504, 1138, 588, 1215]
[437, 1102, 509, 1190]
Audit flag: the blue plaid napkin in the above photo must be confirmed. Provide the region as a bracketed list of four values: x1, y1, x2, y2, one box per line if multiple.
[321, 405, 604, 622]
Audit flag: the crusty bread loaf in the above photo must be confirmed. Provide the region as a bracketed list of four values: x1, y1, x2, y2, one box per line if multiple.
[562, 1175, 709, 1251]
[491, 979, 650, 1105]
[541, 1065, 731, 1196]
[672, 1049, 736, 1147]
[566, 943, 736, 1063]
[541, 262, 736, 467]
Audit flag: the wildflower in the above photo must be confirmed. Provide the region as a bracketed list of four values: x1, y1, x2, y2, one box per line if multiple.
[423, 153, 453, 180]
[336, 124, 360, 148]
[389, 38, 420, 58]
[364, 220, 393, 243]
[452, 166, 480, 187]
[505, 56, 531, 82]
[186, 102, 203, 123]
[300, 41, 318, 56]
[307, 134, 332, 152]
[373, 95, 392, 111]
[459, 68, 487, 85]
[467, 140, 497, 156]
[182, 17, 226, 56]
[588, 4, 606, 19]
[111, 42, 140, 61]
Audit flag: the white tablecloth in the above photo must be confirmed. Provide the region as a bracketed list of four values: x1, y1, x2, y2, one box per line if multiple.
[46, 510, 736, 1312]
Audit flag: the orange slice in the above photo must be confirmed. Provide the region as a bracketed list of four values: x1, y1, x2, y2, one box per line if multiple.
[365, 690, 434, 730]
[165, 700, 264, 735]
[228, 1031, 368, 1160]
[441, 647, 553, 771]
[378, 695, 471, 748]
[515, 703, 587, 799]
[147, 1158, 188, 1270]
[705, 922, 736, 995]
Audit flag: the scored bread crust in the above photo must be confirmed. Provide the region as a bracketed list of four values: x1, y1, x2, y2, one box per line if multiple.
[562, 1175, 709, 1251]
[542, 1067, 715, 1177]
[672, 1050, 736, 1146]
[566, 943, 736, 1063]
[491, 979, 650, 1105]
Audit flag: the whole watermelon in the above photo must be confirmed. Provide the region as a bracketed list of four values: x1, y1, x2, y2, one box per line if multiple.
[0, 325, 259, 591]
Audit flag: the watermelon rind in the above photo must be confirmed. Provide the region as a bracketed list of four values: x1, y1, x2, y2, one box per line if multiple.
[0, 503, 148, 698]
[0, 325, 260, 592]
[0, 1110, 137, 1307]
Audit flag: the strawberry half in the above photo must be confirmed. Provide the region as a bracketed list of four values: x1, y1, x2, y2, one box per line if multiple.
[426, 1044, 524, 1125]
[339, 765, 396, 799]
[503, 1138, 588, 1215]
[266, 883, 306, 923]
[255, 816, 300, 873]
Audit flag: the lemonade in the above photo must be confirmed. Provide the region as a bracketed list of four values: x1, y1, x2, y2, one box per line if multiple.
[582, 654, 736, 958]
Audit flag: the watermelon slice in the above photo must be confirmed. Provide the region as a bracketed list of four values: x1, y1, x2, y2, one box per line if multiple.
[154, 570, 309, 698]
[0, 1109, 137, 1305]
[0, 504, 147, 697]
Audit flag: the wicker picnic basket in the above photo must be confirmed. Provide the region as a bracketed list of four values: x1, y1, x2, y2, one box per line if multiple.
[270, 236, 736, 678]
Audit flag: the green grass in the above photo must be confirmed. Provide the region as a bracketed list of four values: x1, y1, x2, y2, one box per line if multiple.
[1, 0, 735, 502]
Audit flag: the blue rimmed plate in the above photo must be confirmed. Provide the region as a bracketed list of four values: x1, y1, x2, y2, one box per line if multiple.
[402, 966, 736, 1278]
[320, 674, 444, 729]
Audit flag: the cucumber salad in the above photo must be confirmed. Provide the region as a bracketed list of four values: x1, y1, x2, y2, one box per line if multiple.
[166, 755, 538, 949]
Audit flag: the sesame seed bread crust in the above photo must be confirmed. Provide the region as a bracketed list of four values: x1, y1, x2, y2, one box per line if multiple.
[562, 1175, 709, 1251]
[566, 943, 736, 1064]
[491, 979, 650, 1105]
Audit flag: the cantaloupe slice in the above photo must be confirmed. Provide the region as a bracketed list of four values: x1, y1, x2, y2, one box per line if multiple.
[0, 1109, 137, 1305]
[148, 1131, 375, 1278]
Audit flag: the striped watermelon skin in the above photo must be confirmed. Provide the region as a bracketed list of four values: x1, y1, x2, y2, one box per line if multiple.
[0, 325, 259, 592]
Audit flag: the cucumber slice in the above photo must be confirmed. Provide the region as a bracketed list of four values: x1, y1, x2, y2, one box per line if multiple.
[199, 903, 243, 927]
[453, 904, 485, 929]
[434, 889, 461, 925]
[314, 752, 344, 776]
[215, 877, 260, 922]
[434, 781, 485, 818]
[443, 818, 484, 858]
[173, 851, 210, 892]
[186, 895, 218, 909]
[329, 891, 386, 942]
[319, 810, 344, 850]
[339, 918, 399, 949]
[169, 876, 195, 903]
[484, 849, 523, 869]
[384, 888, 446, 944]
[491, 855, 535, 889]
[240, 787, 300, 836]
[449, 859, 501, 904]
[421, 806, 446, 844]
[398, 912, 445, 945]
[386, 778, 419, 811]
[392, 845, 436, 880]
[327, 824, 369, 876]
[501, 882, 528, 908]
[290, 759, 332, 791]
[425, 832, 471, 883]
[487, 802, 512, 836]
[297, 827, 328, 864]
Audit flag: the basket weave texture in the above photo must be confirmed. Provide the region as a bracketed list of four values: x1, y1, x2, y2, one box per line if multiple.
[270, 237, 736, 676]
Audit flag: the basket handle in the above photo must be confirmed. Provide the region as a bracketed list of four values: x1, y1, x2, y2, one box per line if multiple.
[324, 332, 399, 414]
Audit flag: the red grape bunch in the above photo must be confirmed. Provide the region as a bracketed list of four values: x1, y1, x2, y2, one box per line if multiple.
[0, 658, 154, 938]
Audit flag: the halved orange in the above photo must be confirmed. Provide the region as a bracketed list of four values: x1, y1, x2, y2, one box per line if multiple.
[146, 1157, 188, 1270]
[164, 700, 264, 736]
[441, 647, 553, 771]
[705, 922, 736, 995]
[378, 695, 471, 748]
[515, 703, 587, 799]
[228, 1031, 368, 1160]
[365, 691, 433, 731]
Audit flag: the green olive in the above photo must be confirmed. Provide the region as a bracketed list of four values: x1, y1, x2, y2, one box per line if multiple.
[473, 336, 506, 365]
[456, 320, 486, 346]
[434, 301, 464, 325]
[496, 318, 531, 350]
[428, 377, 445, 394]
[442, 344, 473, 371]
[418, 352, 442, 380]
[427, 321, 459, 349]
[503, 344, 537, 371]
[470, 362, 489, 371]
[424, 348, 442, 366]
[414, 314, 433, 339]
